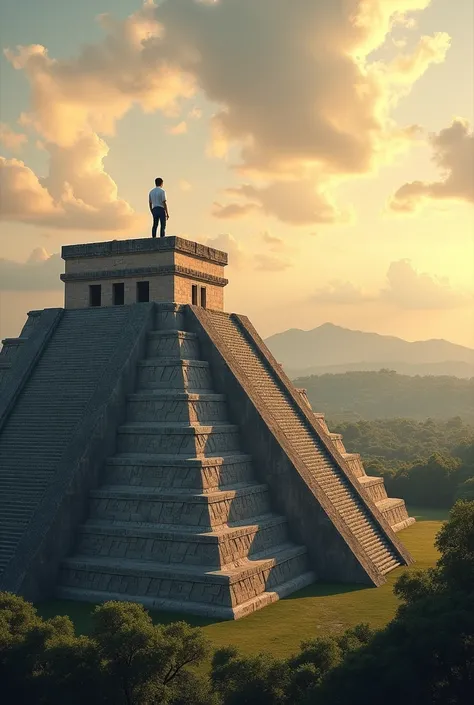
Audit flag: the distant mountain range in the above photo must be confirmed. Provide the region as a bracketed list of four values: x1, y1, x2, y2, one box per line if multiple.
[264, 323, 474, 379]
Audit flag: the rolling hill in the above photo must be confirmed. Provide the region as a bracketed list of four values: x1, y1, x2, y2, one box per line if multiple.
[265, 323, 474, 379]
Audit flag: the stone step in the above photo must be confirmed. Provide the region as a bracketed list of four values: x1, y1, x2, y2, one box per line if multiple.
[0, 502, 38, 514]
[363, 542, 393, 562]
[126, 390, 228, 424]
[376, 498, 412, 531]
[0, 468, 54, 479]
[313, 413, 330, 434]
[353, 531, 387, 550]
[116, 422, 241, 456]
[88, 483, 271, 528]
[0, 480, 51, 491]
[377, 555, 401, 574]
[351, 527, 387, 550]
[0, 482, 49, 495]
[136, 359, 213, 392]
[358, 476, 388, 502]
[59, 543, 310, 609]
[392, 517, 416, 533]
[341, 453, 367, 478]
[356, 536, 397, 566]
[104, 453, 255, 491]
[376, 497, 407, 512]
[76, 513, 289, 567]
[56, 569, 317, 620]
[146, 330, 200, 360]
[328, 433, 346, 453]
[327, 494, 367, 513]
[154, 306, 186, 331]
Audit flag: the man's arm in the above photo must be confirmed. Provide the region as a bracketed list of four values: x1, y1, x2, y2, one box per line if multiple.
[149, 197, 153, 213]
[163, 199, 169, 219]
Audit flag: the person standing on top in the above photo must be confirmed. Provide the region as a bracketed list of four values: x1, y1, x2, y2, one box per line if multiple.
[149, 177, 169, 238]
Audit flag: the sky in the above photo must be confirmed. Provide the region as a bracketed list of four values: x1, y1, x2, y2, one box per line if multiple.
[0, 0, 473, 347]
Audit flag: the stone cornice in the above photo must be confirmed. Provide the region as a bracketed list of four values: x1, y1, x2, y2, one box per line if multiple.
[62, 237, 228, 266]
[60, 265, 228, 287]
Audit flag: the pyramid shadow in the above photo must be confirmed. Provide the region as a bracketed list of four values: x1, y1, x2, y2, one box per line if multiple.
[281, 581, 366, 600]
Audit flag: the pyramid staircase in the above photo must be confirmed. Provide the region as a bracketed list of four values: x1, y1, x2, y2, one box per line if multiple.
[297, 391, 415, 533]
[57, 327, 316, 619]
[191, 311, 410, 580]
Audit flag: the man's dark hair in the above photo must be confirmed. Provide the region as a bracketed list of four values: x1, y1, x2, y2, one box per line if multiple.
[155, 177, 163, 187]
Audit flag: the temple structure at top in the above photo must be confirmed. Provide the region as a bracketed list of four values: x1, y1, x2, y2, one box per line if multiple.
[61, 237, 228, 311]
[0, 235, 414, 620]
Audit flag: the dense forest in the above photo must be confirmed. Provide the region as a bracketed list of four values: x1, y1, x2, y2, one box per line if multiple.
[331, 418, 474, 508]
[2, 502, 473, 704]
[296, 370, 474, 422]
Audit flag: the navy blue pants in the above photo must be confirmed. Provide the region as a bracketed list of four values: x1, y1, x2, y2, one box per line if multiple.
[151, 207, 166, 238]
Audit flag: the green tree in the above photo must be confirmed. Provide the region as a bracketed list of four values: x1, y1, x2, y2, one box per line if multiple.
[456, 477, 474, 501]
[436, 500, 474, 592]
[90, 601, 214, 705]
[392, 452, 461, 508]
[0, 597, 215, 705]
[0, 592, 77, 705]
[211, 646, 288, 705]
[317, 501, 474, 705]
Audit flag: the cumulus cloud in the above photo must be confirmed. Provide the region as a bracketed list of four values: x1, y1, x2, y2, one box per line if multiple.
[384, 32, 450, 86]
[4, 7, 193, 147]
[200, 233, 247, 269]
[153, 0, 445, 177]
[0, 123, 27, 152]
[3, 0, 450, 228]
[310, 260, 470, 310]
[0, 249, 62, 291]
[254, 253, 292, 272]
[212, 202, 257, 220]
[168, 121, 188, 135]
[390, 119, 474, 212]
[312, 281, 373, 305]
[261, 231, 284, 250]
[199, 231, 291, 272]
[380, 260, 471, 309]
[0, 157, 58, 219]
[2, 4, 191, 231]
[0, 134, 137, 230]
[214, 179, 351, 225]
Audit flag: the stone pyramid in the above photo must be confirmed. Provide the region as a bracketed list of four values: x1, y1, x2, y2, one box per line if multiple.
[0, 237, 414, 619]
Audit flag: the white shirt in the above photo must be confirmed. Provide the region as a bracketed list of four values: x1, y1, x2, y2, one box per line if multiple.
[149, 186, 166, 209]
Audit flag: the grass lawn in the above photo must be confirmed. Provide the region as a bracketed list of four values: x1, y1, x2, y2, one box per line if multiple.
[37, 507, 448, 660]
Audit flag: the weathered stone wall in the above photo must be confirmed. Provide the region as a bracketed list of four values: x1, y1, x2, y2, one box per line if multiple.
[173, 274, 223, 311]
[65, 275, 174, 309]
[65, 250, 175, 275]
[174, 251, 225, 279]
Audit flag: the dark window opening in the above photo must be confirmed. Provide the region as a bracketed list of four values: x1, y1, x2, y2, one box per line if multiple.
[136, 281, 150, 303]
[192, 284, 198, 306]
[89, 284, 102, 307]
[200, 287, 207, 309]
[113, 283, 125, 306]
